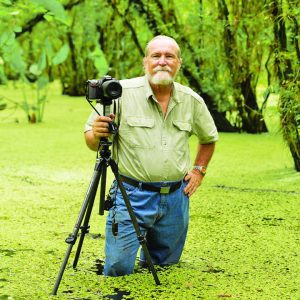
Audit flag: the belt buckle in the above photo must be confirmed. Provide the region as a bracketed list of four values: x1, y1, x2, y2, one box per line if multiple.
[160, 186, 170, 194]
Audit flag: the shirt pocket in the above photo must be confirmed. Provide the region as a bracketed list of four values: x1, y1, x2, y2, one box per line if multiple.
[126, 116, 155, 148]
[173, 120, 192, 134]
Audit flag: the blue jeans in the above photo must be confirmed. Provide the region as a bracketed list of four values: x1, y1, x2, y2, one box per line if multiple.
[103, 177, 189, 276]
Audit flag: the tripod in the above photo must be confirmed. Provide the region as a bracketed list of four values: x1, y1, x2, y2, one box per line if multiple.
[52, 137, 161, 295]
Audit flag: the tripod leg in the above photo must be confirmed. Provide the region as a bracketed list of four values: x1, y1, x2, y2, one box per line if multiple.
[99, 163, 107, 215]
[52, 158, 103, 295]
[73, 160, 105, 268]
[52, 243, 73, 295]
[108, 159, 161, 285]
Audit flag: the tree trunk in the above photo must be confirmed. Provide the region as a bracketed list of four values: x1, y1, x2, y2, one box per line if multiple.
[218, 0, 268, 133]
[269, 0, 300, 171]
[240, 75, 268, 133]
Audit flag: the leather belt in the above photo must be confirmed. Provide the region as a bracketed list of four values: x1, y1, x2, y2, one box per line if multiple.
[120, 176, 182, 194]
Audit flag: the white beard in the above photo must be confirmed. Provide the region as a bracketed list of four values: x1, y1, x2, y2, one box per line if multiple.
[149, 71, 173, 85]
[146, 65, 178, 85]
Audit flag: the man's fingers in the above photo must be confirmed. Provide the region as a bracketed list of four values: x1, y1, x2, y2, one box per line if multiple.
[95, 115, 113, 122]
[184, 173, 192, 182]
[108, 113, 115, 120]
[184, 181, 193, 194]
[184, 171, 203, 196]
[92, 115, 114, 137]
[94, 121, 110, 129]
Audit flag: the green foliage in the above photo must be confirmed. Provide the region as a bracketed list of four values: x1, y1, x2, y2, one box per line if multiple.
[0, 0, 71, 122]
[278, 80, 300, 170]
[88, 47, 109, 77]
[30, 0, 70, 26]
[52, 43, 69, 66]
[266, 0, 300, 170]
[0, 0, 299, 167]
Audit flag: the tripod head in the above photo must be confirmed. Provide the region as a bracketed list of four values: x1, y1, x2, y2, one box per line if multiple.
[98, 137, 112, 158]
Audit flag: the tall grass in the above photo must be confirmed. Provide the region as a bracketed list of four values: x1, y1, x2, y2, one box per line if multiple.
[0, 82, 299, 299]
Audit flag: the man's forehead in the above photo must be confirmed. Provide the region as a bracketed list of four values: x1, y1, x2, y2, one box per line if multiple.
[147, 38, 179, 54]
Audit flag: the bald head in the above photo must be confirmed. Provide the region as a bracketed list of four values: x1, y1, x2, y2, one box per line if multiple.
[145, 35, 181, 59]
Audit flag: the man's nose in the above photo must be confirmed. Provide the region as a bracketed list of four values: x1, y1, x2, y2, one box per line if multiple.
[158, 55, 167, 65]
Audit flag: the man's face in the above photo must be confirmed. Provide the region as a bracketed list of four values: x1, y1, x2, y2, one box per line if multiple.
[143, 38, 182, 86]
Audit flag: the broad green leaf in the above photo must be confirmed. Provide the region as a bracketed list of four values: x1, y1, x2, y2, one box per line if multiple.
[52, 43, 69, 65]
[44, 38, 54, 64]
[38, 50, 47, 71]
[43, 13, 54, 22]
[13, 26, 22, 33]
[89, 47, 109, 76]
[0, 31, 15, 48]
[29, 64, 41, 76]
[37, 75, 49, 90]
[0, 64, 7, 84]
[3, 42, 26, 74]
[31, 0, 69, 26]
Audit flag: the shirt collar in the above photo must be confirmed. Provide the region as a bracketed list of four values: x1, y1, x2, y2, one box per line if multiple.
[144, 75, 181, 104]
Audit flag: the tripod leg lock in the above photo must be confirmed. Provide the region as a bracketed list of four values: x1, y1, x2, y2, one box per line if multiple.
[80, 225, 90, 234]
[65, 234, 77, 245]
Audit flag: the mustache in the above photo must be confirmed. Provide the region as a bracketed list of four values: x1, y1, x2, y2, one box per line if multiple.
[153, 66, 172, 73]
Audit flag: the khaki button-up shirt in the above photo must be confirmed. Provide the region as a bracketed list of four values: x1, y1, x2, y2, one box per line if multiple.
[85, 76, 218, 182]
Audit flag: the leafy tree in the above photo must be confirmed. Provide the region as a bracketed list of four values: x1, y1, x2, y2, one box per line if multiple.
[128, 0, 236, 131]
[0, 0, 299, 156]
[217, 0, 270, 133]
[0, 0, 74, 122]
[266, 0, 300, 171]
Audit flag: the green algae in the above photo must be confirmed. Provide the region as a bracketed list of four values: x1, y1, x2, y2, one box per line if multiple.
[0, 83, 299, 299]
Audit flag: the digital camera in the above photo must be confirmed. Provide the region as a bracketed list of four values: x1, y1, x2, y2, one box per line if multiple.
[85, 75, 122, 105]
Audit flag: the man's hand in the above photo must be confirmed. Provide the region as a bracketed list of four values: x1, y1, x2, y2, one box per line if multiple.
[85, 114, 115, 151]
[184, 170, 204, 197]
[92, 114, 115, 139]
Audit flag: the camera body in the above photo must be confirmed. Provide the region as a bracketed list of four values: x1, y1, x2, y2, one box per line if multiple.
[86, 75, 122, 105]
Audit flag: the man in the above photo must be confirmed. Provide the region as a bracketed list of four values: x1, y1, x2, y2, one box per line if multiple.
[84, 35, 218, 276]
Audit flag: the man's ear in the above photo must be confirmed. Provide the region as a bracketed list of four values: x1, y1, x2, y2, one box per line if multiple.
[178, 58, 182, 71]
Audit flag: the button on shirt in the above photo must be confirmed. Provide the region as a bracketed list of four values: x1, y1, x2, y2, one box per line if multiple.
[85, 76, 218, 182]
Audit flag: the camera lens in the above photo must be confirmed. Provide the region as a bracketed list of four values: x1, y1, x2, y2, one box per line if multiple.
[102, 80, 122, 99]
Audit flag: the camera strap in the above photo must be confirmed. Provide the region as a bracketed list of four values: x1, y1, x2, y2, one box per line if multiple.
[113, 98, 121, 129]
[112, 98, 121, 164]
[113, 100, 116, 118]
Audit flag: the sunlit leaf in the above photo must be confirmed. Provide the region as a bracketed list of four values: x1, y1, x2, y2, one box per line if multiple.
[44, 38, 54, 63]
[43, 12, 54, 22]
[0, 31, 15, 48]
[38, 50, 47, 71]
[88, 47, 109, 76]
[10, 11, 19, 15]
[13, 26, 22, 33]
[29, 64, 41, 76]
[52, 43, 69, 65]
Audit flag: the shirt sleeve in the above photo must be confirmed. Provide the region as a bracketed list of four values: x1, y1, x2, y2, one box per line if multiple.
[84, 103, 102, 132]
[191, 94, 219, 144]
